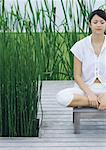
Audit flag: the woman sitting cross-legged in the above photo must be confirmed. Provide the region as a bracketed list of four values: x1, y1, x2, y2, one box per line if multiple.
[56, 9, 106, 110]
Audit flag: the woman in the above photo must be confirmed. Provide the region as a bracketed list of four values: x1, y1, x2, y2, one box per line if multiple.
[56, 9, 106, 110]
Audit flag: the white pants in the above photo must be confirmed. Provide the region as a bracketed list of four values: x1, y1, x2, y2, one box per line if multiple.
[56, 83, 106, 107]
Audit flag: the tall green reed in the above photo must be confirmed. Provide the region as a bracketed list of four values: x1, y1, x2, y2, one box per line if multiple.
[0, 0, 43, 136]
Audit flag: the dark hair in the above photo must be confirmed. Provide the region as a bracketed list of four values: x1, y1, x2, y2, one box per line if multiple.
[89, 9, 106, 23]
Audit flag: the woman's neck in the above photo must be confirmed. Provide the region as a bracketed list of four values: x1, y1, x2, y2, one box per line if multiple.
[91, 34, 105, 44]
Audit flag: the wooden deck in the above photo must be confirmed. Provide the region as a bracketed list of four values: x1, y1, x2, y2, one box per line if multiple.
[1, 80, 106, 150]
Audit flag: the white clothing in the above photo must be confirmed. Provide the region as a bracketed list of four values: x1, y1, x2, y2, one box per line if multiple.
[70, 34, 106, 85]
[56, 35, 106, 107]
[56, 83, 106, 107]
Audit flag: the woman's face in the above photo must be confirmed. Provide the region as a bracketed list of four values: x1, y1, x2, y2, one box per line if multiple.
[89, 14, 106, 35]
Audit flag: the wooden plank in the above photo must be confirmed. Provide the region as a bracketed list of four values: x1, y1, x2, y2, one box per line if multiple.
[73, 107, 106, 133]
[73, 107, 106, 112]
[0, 147, 105, 150]
[1, 137, 106, 142]
[1, 142, 106, 147]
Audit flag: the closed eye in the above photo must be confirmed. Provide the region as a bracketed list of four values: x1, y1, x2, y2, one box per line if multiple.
[93, 21, 105, 24]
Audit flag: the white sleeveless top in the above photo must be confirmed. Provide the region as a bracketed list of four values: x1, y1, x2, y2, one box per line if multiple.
[70, 34, 106, 85]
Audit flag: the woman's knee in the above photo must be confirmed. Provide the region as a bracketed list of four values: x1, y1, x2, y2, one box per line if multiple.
[56, 87, 84, 107]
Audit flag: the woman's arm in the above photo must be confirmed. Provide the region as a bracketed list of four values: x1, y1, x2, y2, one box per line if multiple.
[74, 56, 99, 107]
[74, 56, 94, 95]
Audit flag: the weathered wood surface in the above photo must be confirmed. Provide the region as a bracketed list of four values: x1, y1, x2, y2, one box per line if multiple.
[0, 80, 106, 150]
[73, 107, 106, 133]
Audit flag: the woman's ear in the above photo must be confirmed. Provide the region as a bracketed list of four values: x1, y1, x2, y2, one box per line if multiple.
[105, 29, 106, 35]
[105, 24, 106, 34]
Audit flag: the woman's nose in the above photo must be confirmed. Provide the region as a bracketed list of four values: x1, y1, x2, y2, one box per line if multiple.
[97, 22, 102, 26]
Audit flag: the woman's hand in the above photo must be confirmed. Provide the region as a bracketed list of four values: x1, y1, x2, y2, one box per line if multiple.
[98, 93, 106, 103]
[87, 92, 99, 108]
